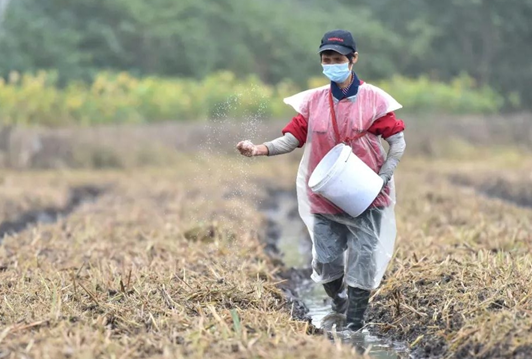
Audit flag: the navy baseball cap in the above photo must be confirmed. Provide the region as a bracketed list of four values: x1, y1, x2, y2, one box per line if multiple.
[319, 29, 357, 55]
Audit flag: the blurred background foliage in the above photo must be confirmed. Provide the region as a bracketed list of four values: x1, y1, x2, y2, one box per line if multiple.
[0, 71, 504, 126]
[0, 0, 530, 125]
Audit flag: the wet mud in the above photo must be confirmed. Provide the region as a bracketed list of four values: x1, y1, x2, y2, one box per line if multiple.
[258, 187, 314, 323]
[259, 187, 410, 358]
[449, 174, 532, 208]
[0, 185, 105, 241]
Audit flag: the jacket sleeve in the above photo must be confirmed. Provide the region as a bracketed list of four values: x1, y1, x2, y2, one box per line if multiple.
[264, 133, 300, 156]
[378, 132, 406, 183]
[367, 112, 405, 139]
[281, 113, 308, 147]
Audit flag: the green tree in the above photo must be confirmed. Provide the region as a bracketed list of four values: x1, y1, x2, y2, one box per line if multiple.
[0, 0, 530, 109]
[357, 0, 532, 108]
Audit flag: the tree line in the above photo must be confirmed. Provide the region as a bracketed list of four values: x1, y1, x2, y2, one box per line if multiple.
[0, 0, 530, 109]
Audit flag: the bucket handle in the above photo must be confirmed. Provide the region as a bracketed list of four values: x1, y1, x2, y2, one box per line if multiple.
[344, 149, 351, 163]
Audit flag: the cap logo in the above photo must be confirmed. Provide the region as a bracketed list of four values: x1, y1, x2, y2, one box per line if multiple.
[328, 37, 344, 42]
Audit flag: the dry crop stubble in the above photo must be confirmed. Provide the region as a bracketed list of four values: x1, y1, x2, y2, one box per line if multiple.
[369, 157, 532, 358]
[1, 151, 531, 358]
[0, 156, 362, 359]
[0, 171, 74, 224]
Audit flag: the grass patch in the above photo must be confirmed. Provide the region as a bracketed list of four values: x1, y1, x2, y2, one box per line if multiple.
[0, 157, 359, 358]
[1, 153, 531, 358]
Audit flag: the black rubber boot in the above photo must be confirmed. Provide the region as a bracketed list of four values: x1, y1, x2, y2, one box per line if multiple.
[345, 286, 371, 331]
[323, 276, 348, 314]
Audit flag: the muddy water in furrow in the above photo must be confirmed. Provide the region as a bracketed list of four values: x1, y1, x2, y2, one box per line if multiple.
[0, 186, 104, 242]
[262, 188, 410, 358]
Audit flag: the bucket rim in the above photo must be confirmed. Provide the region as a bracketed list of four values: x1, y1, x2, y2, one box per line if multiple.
[308, 143, 351, 191]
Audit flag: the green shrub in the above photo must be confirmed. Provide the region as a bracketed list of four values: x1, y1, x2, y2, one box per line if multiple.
[375, 74, 505, 114]
[0, 71, 504, 127]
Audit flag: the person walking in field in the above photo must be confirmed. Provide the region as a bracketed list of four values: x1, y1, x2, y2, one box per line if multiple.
[236, 29, 406, 332]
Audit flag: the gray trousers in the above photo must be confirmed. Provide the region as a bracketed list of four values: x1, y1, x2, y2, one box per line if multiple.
[311, 207, 383, 290]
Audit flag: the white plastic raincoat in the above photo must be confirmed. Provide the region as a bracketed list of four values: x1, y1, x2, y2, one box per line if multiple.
[283, 82, 402, 290]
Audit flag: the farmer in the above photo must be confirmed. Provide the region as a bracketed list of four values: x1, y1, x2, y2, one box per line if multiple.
[236, 29, 406, 331]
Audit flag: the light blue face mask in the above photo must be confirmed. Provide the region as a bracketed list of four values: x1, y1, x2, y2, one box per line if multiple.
[322, 63, 351, 83]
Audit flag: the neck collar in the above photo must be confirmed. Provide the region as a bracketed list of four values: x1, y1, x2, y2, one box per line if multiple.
[330, 72, 360, 101]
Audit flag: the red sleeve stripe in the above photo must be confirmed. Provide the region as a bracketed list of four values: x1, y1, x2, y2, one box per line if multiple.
[367, 112, 405, 139]
[282, 113, 308, 147]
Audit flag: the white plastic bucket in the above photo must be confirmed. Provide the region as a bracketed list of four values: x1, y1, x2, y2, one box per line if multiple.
[308, 143, 384, 217]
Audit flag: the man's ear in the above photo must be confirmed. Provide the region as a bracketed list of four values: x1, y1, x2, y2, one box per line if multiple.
[352, 52, 359, 66]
